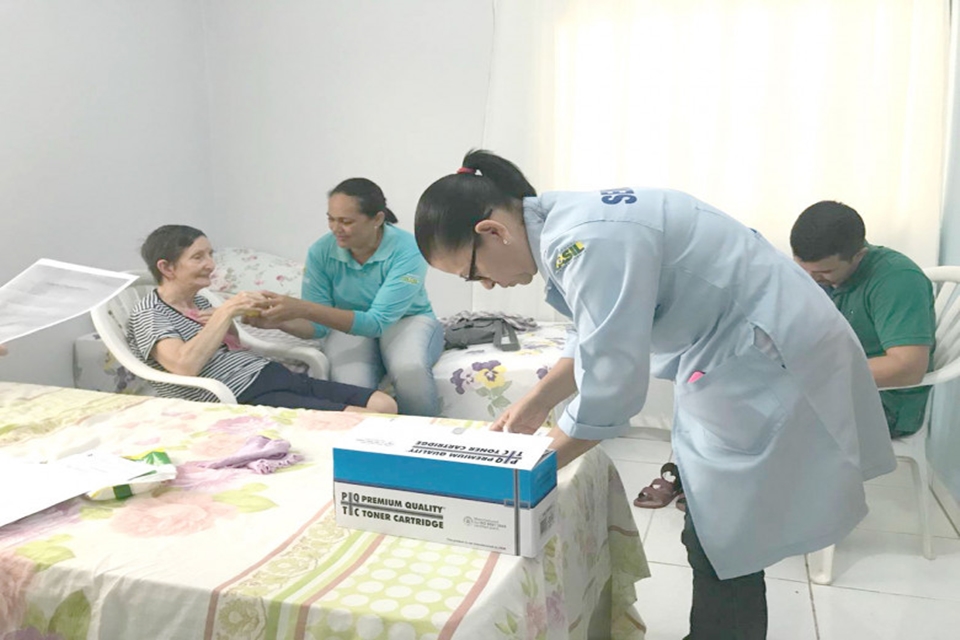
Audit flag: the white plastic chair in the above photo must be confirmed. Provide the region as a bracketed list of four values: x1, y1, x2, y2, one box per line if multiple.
[90, 271, 329, 404]
[202, 246, 329, 380]
[809, 265, 960, 584]
[201, 289, 329, 380]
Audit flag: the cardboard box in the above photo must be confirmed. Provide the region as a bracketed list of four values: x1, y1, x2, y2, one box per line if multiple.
[333, 417, 558, 556]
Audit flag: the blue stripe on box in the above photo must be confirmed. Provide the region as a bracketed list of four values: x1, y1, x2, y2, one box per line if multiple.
[530, 451, 557, 504]
[334, 449, 557, 506]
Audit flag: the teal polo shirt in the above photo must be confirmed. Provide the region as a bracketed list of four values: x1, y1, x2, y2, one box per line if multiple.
[302, 224, 434, 339]
[830, 245, 935, 436]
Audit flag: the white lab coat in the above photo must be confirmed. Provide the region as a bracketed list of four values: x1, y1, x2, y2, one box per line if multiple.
[524, 188, 895, 579]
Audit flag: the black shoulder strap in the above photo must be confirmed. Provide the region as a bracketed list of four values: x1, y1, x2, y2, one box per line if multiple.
[493, 320, 520, 351]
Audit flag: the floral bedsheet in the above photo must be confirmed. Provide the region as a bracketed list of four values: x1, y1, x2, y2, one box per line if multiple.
[434, 323, 570, 424]
[434, 324, 675, 430]
[0, 383, 649, 640]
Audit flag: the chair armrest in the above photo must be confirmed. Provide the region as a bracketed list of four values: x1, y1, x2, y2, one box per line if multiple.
[882, 359, 960, 391]
[238, 326, 330, 380]
[134, 367, 238, 403]
[202, 289, 329, 380]
[90, 296, 238, 404]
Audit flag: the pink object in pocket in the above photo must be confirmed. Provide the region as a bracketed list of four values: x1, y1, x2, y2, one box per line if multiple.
[687, 370, 705, 383]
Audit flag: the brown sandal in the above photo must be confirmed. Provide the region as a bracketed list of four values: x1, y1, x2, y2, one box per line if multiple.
[633, 462, 682, 509]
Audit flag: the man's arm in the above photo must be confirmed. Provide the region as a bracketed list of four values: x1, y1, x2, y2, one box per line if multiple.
[864, 268, 935, 388]
[869, 345, 930, 388]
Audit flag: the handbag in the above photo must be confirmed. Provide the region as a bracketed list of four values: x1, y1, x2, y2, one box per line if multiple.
[443, 316, 521, 351]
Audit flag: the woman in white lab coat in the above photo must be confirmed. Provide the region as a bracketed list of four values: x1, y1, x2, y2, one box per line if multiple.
[414, 150, 895, 640]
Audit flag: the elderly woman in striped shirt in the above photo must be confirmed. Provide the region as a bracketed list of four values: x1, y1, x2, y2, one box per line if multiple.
[127, 224, 396, 413]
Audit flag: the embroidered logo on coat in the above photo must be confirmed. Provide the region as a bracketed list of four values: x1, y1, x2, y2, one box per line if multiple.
[554, 242, 585, 272]
[400, 274, 421, 285]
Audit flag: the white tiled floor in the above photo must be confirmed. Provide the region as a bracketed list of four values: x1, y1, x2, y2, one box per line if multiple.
[601, 435, 960, 640]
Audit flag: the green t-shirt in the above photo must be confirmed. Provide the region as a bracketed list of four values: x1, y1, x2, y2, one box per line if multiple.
[830, 245, 935, 436]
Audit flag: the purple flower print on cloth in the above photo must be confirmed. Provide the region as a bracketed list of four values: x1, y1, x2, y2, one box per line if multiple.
[113, 365, 137, 393]
[450, 368, 475, 395]
[450, 360, 506, 394]
[473, 360, 506, 390]
[536, 366, 550, 380]
[472, 360, 502, 380]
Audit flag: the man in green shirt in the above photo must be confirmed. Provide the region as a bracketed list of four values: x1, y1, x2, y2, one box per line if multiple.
[791, 201, 935, 437]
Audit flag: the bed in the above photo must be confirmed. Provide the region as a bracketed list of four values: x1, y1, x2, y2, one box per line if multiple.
[0, 383, 649, 640]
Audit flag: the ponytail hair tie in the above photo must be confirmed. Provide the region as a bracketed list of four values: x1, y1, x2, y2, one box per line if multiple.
[456, 167, 477, 175]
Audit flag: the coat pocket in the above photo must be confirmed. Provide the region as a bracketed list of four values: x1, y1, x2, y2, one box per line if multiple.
[677, 347, 793, 455]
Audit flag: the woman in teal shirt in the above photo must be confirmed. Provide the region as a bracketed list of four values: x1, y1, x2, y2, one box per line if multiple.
[257, 178, 444, 416]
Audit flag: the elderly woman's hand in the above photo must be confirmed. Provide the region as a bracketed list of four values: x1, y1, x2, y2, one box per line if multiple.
[220, 291, 269, 319]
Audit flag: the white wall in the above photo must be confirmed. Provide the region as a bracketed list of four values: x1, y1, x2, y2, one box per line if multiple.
[0, 1, 488, 387]
[0, 1, 215, 386]
[201, 0, 485, 317]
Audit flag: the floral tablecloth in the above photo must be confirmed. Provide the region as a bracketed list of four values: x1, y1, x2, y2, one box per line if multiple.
[0, 383, 648, 640]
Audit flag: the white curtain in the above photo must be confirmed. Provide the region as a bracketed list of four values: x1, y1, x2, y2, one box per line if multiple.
[929, 1, 960, 506]
[479, 0, 950, 318]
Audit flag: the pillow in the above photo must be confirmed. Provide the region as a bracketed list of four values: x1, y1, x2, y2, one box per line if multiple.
[210, 247, 304, 297]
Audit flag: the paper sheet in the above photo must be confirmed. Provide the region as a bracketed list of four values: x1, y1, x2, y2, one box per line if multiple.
[341, 417, 555, 471]
[0, 258, 138, 343]
[0, 451, 161, 529]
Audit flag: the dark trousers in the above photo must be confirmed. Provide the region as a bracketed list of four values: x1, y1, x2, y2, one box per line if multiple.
[238, 362, 375, 411]
[681, 511, 767, 640]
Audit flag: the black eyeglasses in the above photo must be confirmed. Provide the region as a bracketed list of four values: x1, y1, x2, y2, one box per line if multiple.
[464, 209, 493, 282]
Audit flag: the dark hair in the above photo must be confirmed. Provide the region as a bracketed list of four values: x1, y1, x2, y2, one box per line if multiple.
[790, 201, 866, 262]
[329, 178, 398, 224]
[141, 225, 206, 283]
[414, 149, 536, 259]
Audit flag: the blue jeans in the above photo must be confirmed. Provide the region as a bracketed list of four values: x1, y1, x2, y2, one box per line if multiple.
[322, 315, 444, 417]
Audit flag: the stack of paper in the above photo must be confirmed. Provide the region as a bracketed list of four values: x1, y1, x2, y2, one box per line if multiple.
[0, 451, 164, 529]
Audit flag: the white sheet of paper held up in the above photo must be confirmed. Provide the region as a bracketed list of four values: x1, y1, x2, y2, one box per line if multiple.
[0, 258, 137, 344]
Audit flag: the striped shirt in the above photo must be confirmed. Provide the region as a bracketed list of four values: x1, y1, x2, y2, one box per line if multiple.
[127, 290, 268, 402]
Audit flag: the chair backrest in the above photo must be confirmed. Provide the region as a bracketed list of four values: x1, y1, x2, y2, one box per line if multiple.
[920, 266, 960, 386]
[90, 271, 237, 403]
